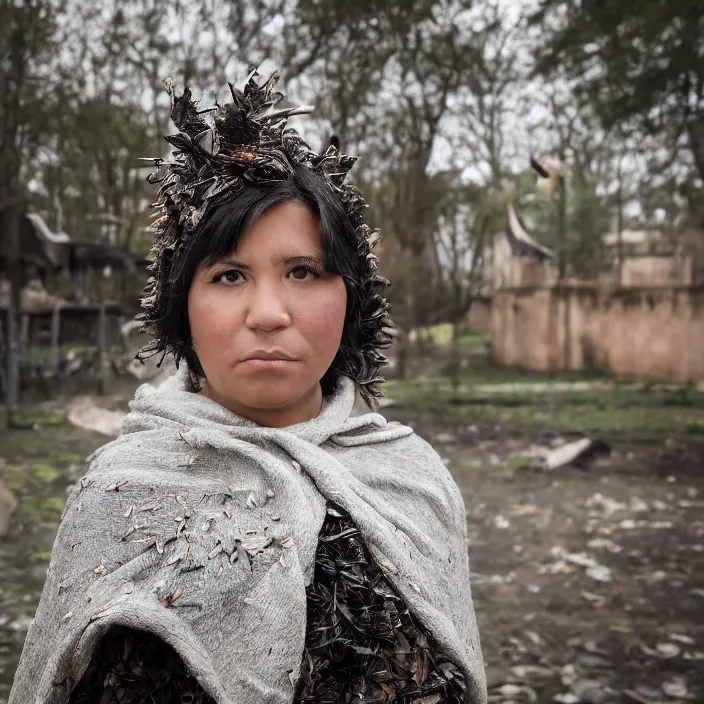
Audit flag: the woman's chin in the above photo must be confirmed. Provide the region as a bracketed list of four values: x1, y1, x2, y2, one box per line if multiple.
[229, 379, 313, 410]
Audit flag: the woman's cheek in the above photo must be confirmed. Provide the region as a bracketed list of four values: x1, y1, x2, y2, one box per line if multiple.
[192, 289, 240, 346]
[308, 288, 346, 339]
[318, 298, 345, 329]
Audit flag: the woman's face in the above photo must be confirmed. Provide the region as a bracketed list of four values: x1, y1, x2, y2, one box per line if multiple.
[187, 199, 347, 427]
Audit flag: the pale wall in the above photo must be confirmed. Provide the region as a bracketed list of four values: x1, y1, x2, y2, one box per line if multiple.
[620, 255, 693, 287]
[492, 284, 704, 384]
[484, 233, 559, 291]
[468, 298, 492, 333]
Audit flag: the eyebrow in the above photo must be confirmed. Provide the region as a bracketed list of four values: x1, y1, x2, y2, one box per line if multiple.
[211, 254, 325, 270]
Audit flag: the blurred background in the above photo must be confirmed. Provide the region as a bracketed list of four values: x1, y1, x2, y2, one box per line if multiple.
[0, 0, 703, 702]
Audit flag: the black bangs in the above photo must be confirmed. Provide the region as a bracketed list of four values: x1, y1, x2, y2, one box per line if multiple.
[176, 165, 359, 282]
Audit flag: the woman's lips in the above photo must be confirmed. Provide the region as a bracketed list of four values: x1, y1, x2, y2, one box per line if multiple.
[238, 358, 299, 370]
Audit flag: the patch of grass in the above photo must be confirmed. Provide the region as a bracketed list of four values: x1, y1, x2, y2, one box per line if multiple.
[0, 419, 98, 523]
[31, 462, 61, 483]
[46, 412, 67, 426]
[417, 324, 491, 355]
[51, 452, 83, 467]
[16, 490, 65, 519]
[6, 404, 67, 429]
[438, 364, 613, 389]
[684, 418, 704, 435]
[6, 468, 28, 491]
[419, 323, 454, 346]
[41, 496, 65, 514]
[461, 332, 492, 354]
[18, 496, 43, 517]
[508, 456, 534, 471]
[384, 368, 704, 438]
[553, 405, 701, 435]
[31, 551, 52, 562]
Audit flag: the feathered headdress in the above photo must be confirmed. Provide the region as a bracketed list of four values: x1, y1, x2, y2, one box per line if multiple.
[137, 69, 392, 400]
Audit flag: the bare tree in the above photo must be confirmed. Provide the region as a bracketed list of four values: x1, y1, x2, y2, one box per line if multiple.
[433, 177, 508, 388]
[0, 0, 67, 409]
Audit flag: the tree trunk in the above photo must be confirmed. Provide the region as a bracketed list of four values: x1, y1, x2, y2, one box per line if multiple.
[4, 209, 22, 407]
[557, 173, 567, 279]
[616, 177, 624, 285]
[686, 118, 704, 186]
[449, 312, 461, 393]
[394, 328, 408, 382]
[406, 289, 418, 373]
[1, 16, 28, 413]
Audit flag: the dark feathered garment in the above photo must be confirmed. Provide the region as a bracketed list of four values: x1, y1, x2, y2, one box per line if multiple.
[67, 627, 213, 704]
[295, 503, 466, 704]
[68, 504, 464, 703]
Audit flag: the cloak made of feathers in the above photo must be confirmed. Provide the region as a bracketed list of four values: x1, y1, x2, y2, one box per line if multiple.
[9, 369, 487, 704]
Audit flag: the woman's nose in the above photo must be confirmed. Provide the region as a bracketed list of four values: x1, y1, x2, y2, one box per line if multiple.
[244, 282, 292, 331]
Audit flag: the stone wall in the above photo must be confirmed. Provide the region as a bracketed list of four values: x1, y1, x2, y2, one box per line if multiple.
[468, 297, 492, 333]
[492, 283, 704, 384]
[620, 255, 693, 287]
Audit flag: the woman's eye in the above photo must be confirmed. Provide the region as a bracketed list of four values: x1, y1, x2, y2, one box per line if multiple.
[290, 266, 318, 281]
[214, 270, 242, 284]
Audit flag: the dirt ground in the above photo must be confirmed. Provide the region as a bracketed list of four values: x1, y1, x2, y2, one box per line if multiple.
[385, 407, 704, 704]
[1, 392, 703, 704]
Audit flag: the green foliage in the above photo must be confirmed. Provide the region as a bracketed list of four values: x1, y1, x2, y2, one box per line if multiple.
[41, 496, 65, 514]
[508, 456, 534, 471]
[51, 452, 82, 466]
[684, 418, 704, 435]
[6, 468, 27, 491]
[6, 405, 66, 429]
[419, 324, 491, 353]
[530, 1, 704, 180]
[31, 463, 60, 483]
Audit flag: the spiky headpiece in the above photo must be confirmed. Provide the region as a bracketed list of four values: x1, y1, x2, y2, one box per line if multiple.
[137, 70, 392, 400]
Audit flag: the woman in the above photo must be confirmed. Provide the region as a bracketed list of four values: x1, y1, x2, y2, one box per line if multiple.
[9, 71, 486, 704]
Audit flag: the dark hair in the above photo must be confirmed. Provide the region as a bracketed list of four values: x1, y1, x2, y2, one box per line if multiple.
[139, 164, 392, 400]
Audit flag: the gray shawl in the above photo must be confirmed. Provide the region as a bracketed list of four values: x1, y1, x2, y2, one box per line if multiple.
[10, 370, 486, 704]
